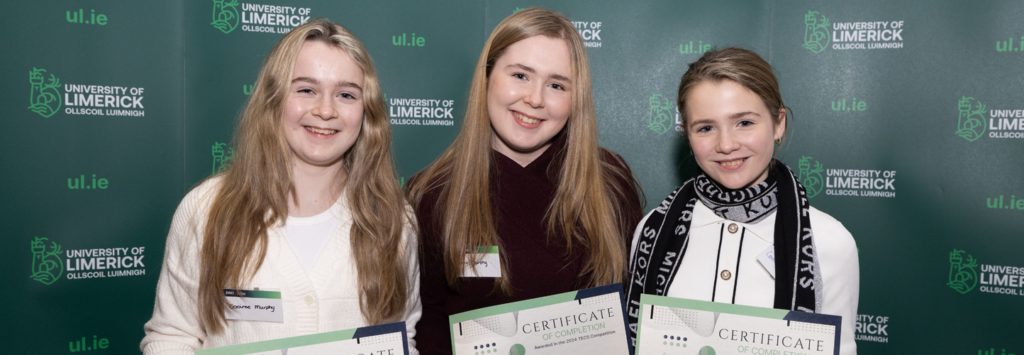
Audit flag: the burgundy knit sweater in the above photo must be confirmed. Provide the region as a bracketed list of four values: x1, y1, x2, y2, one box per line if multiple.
[411, 136, 643, 355]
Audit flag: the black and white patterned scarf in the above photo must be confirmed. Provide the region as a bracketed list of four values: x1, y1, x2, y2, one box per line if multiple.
[625, 160, 823, 343]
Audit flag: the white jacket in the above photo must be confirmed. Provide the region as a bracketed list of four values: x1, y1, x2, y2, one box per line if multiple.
[631, 202, 859, 355]
[141, 178, 421, 354]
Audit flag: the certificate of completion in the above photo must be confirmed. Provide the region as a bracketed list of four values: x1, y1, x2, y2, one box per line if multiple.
[636, 294, 841, 355]
[449, 284, 632, 355]
[195, 321, 408, 355]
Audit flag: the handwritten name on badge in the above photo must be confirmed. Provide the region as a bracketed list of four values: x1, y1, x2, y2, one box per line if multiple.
[223, 288, 284, 323]
[758, 247, 776, 279]
[462, 246, 501, 277]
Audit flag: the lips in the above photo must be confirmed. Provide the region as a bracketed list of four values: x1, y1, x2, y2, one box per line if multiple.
[304, 126, 337, 135]
[717, 158, 746, 170]
[511, 110, 542, 126]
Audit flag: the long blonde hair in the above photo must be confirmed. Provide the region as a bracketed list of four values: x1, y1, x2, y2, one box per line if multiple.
[406, 7, 640, 294]
[199, 19, 410, 334]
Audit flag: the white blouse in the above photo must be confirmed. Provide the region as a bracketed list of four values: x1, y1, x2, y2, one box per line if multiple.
[630, 202, 860, 355]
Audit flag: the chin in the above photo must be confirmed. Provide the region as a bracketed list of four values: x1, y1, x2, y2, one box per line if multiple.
[708, 173, 756, 190]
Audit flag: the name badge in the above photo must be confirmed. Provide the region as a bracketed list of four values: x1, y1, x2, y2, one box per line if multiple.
[462, 246, 501, 278]
[757, 246, 776, 279]
[224, 288, 284, 323]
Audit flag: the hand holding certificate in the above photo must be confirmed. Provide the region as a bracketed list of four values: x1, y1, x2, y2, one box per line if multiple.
[636, 295, 841, 355]
[449, 284, 633, 355]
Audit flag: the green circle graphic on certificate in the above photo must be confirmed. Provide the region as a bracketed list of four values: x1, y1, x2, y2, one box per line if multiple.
[699, 346, 716, 355]
[509, 343, 526, 355]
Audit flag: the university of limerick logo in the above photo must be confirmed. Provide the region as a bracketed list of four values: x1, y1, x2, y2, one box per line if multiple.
[211, 0, 240, 34]
[647, 94, 675, 135]
[28, 68, 61, 118]
[803, 11, 830, 54]
[797, 156, 824, 198]
[955, 96, 986, 142]
[30, 237, 63, 285]
[212, 142, 235, 175]
[947, 249, 978, 294]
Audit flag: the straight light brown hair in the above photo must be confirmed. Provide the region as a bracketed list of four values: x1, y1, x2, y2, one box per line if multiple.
[407, 7, 641, 294]
[198, 19, 411, 334]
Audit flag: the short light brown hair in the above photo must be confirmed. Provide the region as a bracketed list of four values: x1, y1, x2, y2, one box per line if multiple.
[677, 47, 787, 141]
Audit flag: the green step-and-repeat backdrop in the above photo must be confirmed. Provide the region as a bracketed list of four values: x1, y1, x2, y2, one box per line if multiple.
[2, 1, 1021, 353]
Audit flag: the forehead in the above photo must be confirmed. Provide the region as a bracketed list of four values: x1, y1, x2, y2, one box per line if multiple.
[684, 80, 770, 120]
[495, 35, 572, 74]
[292, 40, 364, 84]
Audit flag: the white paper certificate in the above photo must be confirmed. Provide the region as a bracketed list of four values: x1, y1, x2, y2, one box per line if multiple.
[449, 284, 632, 355]
[195, 321, 408, 355]
[636, 294, 842, 355]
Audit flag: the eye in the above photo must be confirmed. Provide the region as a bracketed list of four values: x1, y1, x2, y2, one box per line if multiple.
[695, 125, 713, 133]
[738, 120, 754, 127]
[513, 73, 527, 80]
[549, 83, 566, 91]
[297, 88, 314, 94]
[339, 92, 356, 99]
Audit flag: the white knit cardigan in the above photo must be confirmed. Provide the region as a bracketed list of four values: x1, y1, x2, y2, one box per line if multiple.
[140, 178, 421, 354]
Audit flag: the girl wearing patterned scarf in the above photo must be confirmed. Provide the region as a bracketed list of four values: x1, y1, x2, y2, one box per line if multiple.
[625, 47, 860, 355]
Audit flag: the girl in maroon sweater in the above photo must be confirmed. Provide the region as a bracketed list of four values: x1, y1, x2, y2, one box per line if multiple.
[405, 7, 643, 355]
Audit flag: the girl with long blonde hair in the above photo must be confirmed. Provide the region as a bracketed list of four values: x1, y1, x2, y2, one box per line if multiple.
[141, 19, 420, 354]
[406, 8, 642, 354]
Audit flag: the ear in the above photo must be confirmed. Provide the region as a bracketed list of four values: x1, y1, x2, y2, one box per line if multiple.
[774, 108, 787, 141]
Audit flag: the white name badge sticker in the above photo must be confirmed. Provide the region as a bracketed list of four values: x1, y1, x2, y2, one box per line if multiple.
[757, 246, 776, 279]
[462, 246, 501, 278]
[224, 289, 284, 323]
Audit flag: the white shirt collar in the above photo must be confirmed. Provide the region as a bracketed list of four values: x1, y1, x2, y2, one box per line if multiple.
[692, 201, 776, 244]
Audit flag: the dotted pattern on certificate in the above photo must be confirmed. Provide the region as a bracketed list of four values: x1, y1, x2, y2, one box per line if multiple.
[580, 293, 619, 306]
[360, 332, 402, 345]
[788, 320, 835, 335]
[651, 305, 688, 327]
[460, 318, 494, 337]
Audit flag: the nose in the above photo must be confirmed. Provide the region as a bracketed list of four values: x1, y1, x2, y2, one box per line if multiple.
[716, 130, 739, 154]
[522, 82, 544, 109]
[312, 93, 338, 120]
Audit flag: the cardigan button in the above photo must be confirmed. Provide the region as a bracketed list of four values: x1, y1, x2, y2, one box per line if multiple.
[304, 294, 315, 305]
[720, 270, 732, 280]
[727, 223, 738, 234]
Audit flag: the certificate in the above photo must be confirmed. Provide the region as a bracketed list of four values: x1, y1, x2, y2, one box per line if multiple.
[195, 321, 408, 355]
[449, 284, 632, 355]
[636, 294, 841, 355]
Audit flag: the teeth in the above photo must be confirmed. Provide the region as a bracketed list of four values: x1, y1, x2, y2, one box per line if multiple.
[512, 111, 540, 124]
[305, 126, 337, 135]
[721, 159, 743, 167]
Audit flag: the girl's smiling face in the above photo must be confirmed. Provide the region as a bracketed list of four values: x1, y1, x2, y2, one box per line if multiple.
[683, 79, 785, 189]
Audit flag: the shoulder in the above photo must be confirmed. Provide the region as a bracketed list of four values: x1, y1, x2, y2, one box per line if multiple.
[597, 147, 631, 170]
[807, 206, 858, 265]
[167, 176, 225, 243]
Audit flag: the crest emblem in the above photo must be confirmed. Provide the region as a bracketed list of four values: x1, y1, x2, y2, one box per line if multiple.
[803, 11, 830, 54]
[647, 94, 675, 135]
[947, 249, 978, 294]
[30, 237, 63, 285]
[28, 68, 61, 118]
[211, 0, 240, 34]
[212, 142, 235, 175]
[798, 156, 824, 198]
[955, 96, 986, 142]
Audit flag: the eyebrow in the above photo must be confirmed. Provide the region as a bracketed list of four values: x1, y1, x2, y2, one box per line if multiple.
[689, 112, 761, 126]
[512, 63, 571, 83]
[729, 111, 760, 119]
[291, 76, 363, 92]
